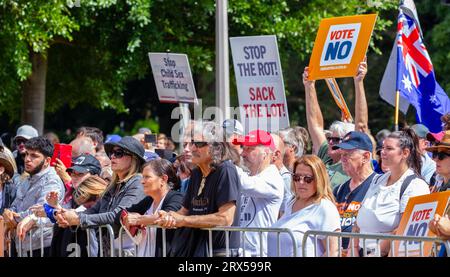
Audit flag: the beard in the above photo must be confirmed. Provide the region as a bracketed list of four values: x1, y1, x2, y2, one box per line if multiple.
[26, 159, 46, 176]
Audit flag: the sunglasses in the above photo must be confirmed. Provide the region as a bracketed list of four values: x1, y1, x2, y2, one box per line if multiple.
[432, 151, 450, 160]
[189, 141, 209, 148]
[15, 138, 27, 145]
[328, 137, 343, 145]
[108, 149, 131, 159]
[292, 174, 315, 184]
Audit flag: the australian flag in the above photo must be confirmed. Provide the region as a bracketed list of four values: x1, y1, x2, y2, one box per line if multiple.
[396, 5, 450, 132]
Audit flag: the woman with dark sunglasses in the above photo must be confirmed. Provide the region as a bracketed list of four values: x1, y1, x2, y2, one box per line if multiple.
[267, 155, 340, 257]
[426, 130, 450, 193]
[55, 136, 146, 256]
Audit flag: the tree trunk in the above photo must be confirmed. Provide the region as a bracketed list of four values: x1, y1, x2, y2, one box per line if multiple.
[21, 51, 48, 135]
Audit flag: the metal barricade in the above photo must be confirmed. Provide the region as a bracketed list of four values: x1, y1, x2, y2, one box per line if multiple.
[117, 225, 167, 257]
[302, 230, 449, 257]
[200, 226, 298, 257]
[16, 226, 47, 257]
[84, 225, 115, 257]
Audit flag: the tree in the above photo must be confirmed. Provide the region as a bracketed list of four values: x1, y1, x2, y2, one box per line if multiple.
[0, 0, 398, 134]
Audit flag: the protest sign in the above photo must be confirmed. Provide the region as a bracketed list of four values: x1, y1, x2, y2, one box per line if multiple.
[230, 35, 289, 133]
[394, 191, 450, 257]
[148, 53, 197, 104]
[308, 14, 377, 80]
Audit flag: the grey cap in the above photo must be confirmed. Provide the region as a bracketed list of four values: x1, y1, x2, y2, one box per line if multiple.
[222, 119, 244, 136]
[15, 125, 39, 140]
[411, 124, 429, 138]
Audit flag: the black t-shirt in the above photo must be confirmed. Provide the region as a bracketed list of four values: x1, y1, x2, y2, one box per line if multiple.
[333, 172, 377, 249]
[170, 160, 241, 257]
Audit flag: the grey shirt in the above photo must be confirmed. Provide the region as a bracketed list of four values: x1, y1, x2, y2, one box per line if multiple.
[10, 166, 64, 253]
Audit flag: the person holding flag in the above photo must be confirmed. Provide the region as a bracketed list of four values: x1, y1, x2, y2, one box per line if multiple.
[380, 0, 450, 132]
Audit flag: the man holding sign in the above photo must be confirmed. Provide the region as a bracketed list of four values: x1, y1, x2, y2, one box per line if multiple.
[303, 60, 370, 189]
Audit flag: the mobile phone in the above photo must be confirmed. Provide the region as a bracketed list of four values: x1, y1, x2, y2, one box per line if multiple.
[144, 134, 157, 144]
[50, 143, 73, 168]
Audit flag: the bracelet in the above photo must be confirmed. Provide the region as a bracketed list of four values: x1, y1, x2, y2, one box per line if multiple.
[43, 203, 57, 224]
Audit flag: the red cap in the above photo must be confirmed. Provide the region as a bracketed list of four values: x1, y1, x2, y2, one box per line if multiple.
[232, 130, 276, 151]
[427, 131, 445, 143]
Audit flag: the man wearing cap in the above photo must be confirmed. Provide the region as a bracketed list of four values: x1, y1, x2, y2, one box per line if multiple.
[3, 136, 64, 257]
[233, 130, 284, 257]
[331, 131, 378, 255]
[411, 124, 436, 183]
[12, 125, 39, 174]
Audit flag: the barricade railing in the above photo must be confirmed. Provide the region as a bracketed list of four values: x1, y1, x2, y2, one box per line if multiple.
[201, 226, 298, 257]
[0, 216, 4, 257]
[117, 225, 167, 257]
[302, 230, 449, 257]
[16, 226, 47, 257]
[116, 225, 297, 257]
[84, 224, 115, 257]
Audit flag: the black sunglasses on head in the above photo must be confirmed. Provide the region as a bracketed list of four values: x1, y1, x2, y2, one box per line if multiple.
[432, 151, 450, 160]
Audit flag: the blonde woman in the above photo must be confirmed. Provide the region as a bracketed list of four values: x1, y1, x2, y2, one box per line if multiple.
[267, 155, 340, 257]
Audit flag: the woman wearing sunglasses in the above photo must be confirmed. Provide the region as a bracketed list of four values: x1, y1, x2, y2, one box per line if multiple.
[55, 136, 146, 255]
[426, 130, 450, 193]
[353, 128, 430, 256]
[267, 155, 340, 257]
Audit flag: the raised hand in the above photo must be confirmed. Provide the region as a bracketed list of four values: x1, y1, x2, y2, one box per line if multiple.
[302, 67, 316, 88]
[354, 57, 367, 82]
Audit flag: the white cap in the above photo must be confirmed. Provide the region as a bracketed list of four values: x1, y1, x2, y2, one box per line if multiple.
[15, 125, 38, 140]
[222, 119, 244, 136]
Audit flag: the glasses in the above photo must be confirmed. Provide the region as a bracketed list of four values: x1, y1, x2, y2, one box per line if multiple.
[189, 141, 209, 148]
[432, 151, 450, 161]
[15, 138, 27, 145]
[108, 149, 130, 159]
[328, 137, 343, 145]
[292, 174, 315, 184]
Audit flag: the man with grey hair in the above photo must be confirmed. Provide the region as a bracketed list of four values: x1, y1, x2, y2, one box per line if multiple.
[156, 120, 242, 257]
[330, 131, 377, 255]
[233, 130, 284, 256]
[70, 136, 95, 157]
[302, 60, 369, 188]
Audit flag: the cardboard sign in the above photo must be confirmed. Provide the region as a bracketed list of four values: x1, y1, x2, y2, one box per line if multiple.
[308, 14, 377, 80]
[148, 53, 198, 104]
[230, 35, 289, 133]
[394, 191, 450, 257]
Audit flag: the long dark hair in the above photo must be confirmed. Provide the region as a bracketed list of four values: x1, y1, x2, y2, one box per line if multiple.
[209, 142, 240, 169]
[142, 159, 180, 190]
[388, 127, 422, 176]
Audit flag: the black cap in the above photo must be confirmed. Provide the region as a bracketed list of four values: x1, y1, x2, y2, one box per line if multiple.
[104, 136, 145, 164]
[67, 154, 101, 175]
[332, 131, 373, 152]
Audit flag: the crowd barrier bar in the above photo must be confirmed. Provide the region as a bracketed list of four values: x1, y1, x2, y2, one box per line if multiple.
[85, 225, 115, 257]
[0, 216, 4, 257]
[201, 226, 298, 257]
[116, 225, 297, 257]
[302, 230, 449, 257]
[16, 226, 47, 257]
[117, 225, 168, 257]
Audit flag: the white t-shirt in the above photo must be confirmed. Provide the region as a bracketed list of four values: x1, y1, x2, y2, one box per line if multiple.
[237, 164, 284, 257]
[267, 198, 340, 257]
[356, 169, 430, 250]
[137, 194, 166, 257]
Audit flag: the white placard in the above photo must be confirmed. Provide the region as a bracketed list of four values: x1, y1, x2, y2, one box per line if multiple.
[230, 35, 289, 133]
[148, 53, 197, 104]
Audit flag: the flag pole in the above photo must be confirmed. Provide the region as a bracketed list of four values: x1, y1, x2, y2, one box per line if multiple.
[394, 90, 400, 131]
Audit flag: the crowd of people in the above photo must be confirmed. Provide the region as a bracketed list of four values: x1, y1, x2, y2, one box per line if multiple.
[1, 61, 450, 257]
